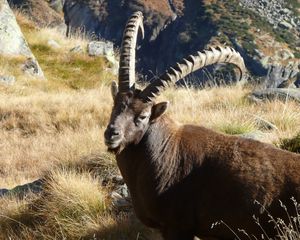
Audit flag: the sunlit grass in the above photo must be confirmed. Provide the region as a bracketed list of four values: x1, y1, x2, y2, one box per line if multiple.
[1, 10, 300, 240]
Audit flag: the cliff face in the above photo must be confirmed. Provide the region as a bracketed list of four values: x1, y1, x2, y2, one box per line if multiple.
[64, 0, 299, 80]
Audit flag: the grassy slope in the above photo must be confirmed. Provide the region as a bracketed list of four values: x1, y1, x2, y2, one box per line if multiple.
[0, 10, 300, 240]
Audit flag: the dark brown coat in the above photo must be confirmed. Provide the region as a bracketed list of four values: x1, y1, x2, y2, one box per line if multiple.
[115, 115, 300, 240]
[104, 11, 299, 240]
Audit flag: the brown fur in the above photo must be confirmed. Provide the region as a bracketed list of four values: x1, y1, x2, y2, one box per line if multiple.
[105, 90, 300, 240]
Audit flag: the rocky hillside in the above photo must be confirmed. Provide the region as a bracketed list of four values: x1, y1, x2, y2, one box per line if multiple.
[8, 0, 64, 27]
[63, 0, 300, 81]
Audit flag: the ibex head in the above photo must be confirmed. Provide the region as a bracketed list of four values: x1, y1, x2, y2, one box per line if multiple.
[104, 11, 246, 152]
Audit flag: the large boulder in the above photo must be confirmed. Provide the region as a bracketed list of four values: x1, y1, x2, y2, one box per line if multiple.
[0, 0, 44, 78]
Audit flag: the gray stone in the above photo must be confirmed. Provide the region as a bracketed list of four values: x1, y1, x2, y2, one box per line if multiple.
[279, 21, 293, 30]
[0, 179, 43, 199]
[22, 57, 44, 78]
[49, 0, 64, 12]
[263, 65, 298, 89]
[88, 41, 114, 57]
[0, 75, 15, 85]
[47, 39, 61, 49]
[0, 0, 32, 56]
[281, 8, 291, 15]
[0, 0, 45, 78]
[111, 191, 132, 211]
[240, 0, 299, 34]
[0, 188, 9, 197]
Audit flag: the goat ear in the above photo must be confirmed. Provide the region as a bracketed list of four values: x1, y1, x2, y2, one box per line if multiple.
[151, 101, 169, 121]
[111, 81, 118, 100]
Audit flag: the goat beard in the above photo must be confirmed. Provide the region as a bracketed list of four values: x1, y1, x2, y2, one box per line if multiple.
[107, 140, 127, 154]
[108, 130, 146, 155]
[108, 145, 122, 154]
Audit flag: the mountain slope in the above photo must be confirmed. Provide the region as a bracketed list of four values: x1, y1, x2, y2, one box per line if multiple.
[19, 0, 300, 80]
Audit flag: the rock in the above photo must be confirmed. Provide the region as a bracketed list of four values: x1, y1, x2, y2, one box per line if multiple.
[8, 179, 43, 198]
[0, 188, 9, 197]
[262, 65, 298, 89]
[0, 0, 45, 79]
[0, 0, 32, 56]
[49, 0, 64, 12]
[111, 191, 132, 211]
[278, 21, 293, 30]
[0, 179, 43, 199]
[240, 0, 299, 33]
[0, 75, 16, 85]
[22, 58, 44, 78]
[63, 0, 299, 81]
[47, 39, 61, 49]
[249, 88, 300, 103]
[281, 8, 291, 15]
[88, 41, 114, 57]
[70, 45, 83, 53]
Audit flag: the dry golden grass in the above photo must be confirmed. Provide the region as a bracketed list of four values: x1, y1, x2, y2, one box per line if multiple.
[2, 81, 300, 239]
[1, 11, 300, 240]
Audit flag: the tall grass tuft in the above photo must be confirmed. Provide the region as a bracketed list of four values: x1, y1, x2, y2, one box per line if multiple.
[279, 133, 300, 153]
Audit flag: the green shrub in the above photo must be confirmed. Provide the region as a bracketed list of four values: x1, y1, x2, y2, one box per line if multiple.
[279, 133, 300, 153]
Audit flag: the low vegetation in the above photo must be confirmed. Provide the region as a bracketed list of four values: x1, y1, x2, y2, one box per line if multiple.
[0, 10, 299, 240]
[279, 133, 300, 153]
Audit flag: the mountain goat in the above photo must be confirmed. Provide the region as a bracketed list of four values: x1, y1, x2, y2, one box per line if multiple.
[104, 12, 300, 240]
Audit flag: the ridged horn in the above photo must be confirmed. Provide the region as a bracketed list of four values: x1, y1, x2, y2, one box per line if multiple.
[118, 11, 144, 93]
[140, 46, 246, 102]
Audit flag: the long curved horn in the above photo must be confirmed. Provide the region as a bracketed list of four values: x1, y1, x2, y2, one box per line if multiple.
[118, 11, 144, 93]
[140, 46, 246, 102]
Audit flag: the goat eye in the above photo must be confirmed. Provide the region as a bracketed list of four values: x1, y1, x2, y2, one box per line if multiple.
[135, 115, 147, 126]
[138, 115, 147, 121]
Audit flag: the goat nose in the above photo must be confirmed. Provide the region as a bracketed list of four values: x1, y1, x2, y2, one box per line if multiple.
[104, 125, 121, 140]
[111, 129, 121, 137]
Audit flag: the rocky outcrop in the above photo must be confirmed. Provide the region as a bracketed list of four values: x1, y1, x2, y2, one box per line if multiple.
[262, 64, 299, 89]
[63, 0, 219, 83]
[240, 0, 300, 34]
[0, 0, 44, 78]
[63, 0, 299, 84]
